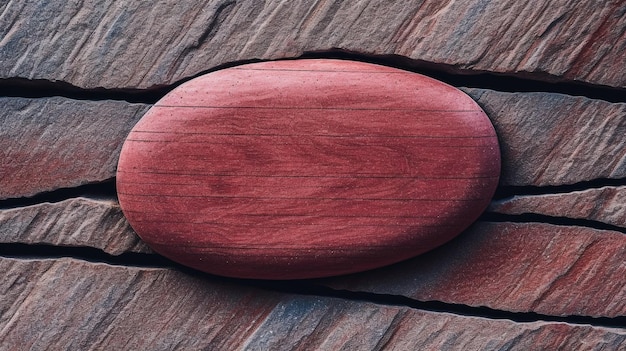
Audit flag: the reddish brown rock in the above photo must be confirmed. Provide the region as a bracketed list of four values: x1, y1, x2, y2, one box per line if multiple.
[2, 88, 621, 207]
[490, 186, 626, 228]
[323, 221, 626, 318]
[0, 197, 150, 254]
[116, 59, 500, 279]
[0, 1, 624, 89]
[463, 89, 626, 186]
[2, 257, 624, 350]
[0, 97, 149, 200]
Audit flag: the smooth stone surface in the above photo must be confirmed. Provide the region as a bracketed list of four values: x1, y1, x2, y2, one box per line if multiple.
[116, 59, 500, 279]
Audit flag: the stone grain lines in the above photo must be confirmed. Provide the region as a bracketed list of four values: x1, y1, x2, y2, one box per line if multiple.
[2, 0, 625, 349]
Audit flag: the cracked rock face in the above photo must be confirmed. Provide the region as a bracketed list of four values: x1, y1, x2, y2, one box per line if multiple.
[1, 258, 625, 350]
[0, 0, 624, 89]
[463, 89, 626, 187]
[0, 197, 150, 255]
[2, 91, 624, 203]
[1, 0, 626, 348]
[323, 222, 626, 318]
[489, 186, 626, 229]
[0, 97, 149, 200]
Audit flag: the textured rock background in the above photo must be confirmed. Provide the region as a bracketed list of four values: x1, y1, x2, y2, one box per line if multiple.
[1, 0, 625, 88]
[1, 0, 625, 350]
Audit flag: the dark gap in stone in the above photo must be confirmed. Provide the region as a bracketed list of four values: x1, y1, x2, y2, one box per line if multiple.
[3, 242, 624, 328]
[1, 52, 624, 104]
[299, 50, 626, 103]
[0, 243, 173, 268]
[0, 78, 168, 104]
[0, 58, 263, 104]
[480, 213, 626, 234]
[493, 177, 626, 200]
[250, 281, 626, 329]
[0, 180, 117, 210]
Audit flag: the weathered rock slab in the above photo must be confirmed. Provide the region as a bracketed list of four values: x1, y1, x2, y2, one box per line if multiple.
[3, 89, 624, 204]
[0, 197, 150, 255]
[463, 89, 626, 186]
[490, 186, 626, 228]
[1, 257, 624, 350]
[3, 197, 624, 318]
[0, 97, 148, 199]
[323, 221, 626, 318]
[1, 0, 624, 89]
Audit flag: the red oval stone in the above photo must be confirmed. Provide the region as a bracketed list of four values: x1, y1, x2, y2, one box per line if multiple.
[116, 59, 500, 279]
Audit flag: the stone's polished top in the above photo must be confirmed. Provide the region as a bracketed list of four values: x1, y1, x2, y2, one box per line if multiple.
[116, 59, 500, 279]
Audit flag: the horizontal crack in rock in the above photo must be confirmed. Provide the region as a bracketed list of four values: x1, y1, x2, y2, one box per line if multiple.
[300, 50, 626, 103]
[481, 213, 626, 234]
[1, 53, 625, 103]
[0, 243, 171, 268]
[2, 243, 624, 329]
[494, 178, 626, 199]
[238, 277, 626, 329]
[0, 180, 118, 210]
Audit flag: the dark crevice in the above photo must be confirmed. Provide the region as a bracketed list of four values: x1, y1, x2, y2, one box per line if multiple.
[2, 243, 624, 329]
[299, 50, 626, 103]
[249, 281, 626, 329]
[0, 180, 117, 210]
[0, 59, 263, 104]
[1, 51, 625, 104]
[493, 177, 626, 200]
[480, 213, 626, 234]
[0, 78, 168, 104]
[0, 243, 173, 268]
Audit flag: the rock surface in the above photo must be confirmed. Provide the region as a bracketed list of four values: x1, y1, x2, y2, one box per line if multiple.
[3, 90, 623, 205]
[2, 0, 625, 348]
[0, 197, 150, 255]
[323, 221, 626, 318]
[0, 0, 624, 89]
[1, 257, 624, 351]
[4, 195, 623, 318]
[490, 186, 626, 229]
[0, 97, 148, 199]
[463, 89, 626, 186]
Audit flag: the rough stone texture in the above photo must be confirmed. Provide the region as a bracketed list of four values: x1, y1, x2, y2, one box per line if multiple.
[1, 0, 625, 89]
[2, 0, 626, 348]
[2, 257, 625, 351]
[0, 97, 149, 199]
[0, 197, 150, 255]
[463, 89, 626, 186]
[3, 90, 623, 206]
[490, 186, 626, 229]
[323, 221, 626, 318]
[3, 197, 624, 318]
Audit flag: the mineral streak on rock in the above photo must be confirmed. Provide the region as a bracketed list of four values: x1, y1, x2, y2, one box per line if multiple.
[463, 89, 626, 186]
[489, 186, 626, 229]
[323, 222, 626, 318]
[1, 258, 625, 350]
[0, 197, 150, 255]
[0, 0, 624, 89]
[0, 97, 149, 199]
